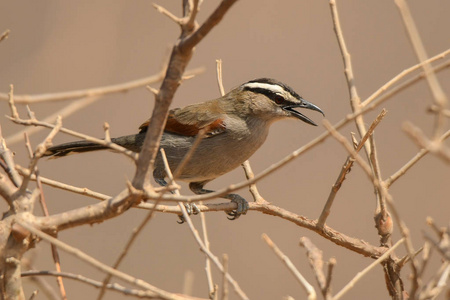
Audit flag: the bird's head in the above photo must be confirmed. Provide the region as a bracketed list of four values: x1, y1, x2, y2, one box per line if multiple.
[235, 78, 324, 125]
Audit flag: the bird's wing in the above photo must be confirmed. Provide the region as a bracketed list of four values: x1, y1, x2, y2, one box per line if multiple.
[138, 103, 226, 138]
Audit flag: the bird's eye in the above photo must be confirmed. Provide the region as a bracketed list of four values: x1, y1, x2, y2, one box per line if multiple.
[273, 95, 285, 104]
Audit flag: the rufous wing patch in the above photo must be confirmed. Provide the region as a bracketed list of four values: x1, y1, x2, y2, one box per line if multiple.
[138, 112, 226, 137]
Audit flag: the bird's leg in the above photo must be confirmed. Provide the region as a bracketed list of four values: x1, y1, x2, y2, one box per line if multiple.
[189, 181, 249, 220]
[154, 178, 199, 223]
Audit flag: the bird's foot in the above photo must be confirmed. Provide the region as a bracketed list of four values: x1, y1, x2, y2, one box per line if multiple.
[177, 203, 200, 224]
[226, 194, 249, 220]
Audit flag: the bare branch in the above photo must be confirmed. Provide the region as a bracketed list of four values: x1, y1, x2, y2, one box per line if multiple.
[318, 109, 387, 228]
[329, 0, 374, 165]
[8, 115, 137, 161]
[403, 122, 450, 163]
[159, 149, 249, 300]
[215, 59, 225, 96]
[23, 132, 67, 300]
[19, 222, 202, 300]
[395, 0, 448, 138]
[0, 67, 204, 104]
[199, 207, 216, 299]
[6, 96, 100, 146]
[299, 237, 331, 299]
[241, 161, 265, 204]
[8, 84, 18, 119]
[152, 3, 183, 24]
[221, 254, 229, 300]
[333, 238, 405, 300]
[264, 234, 317, 300]
[180, 0, 239, 51]
[361, 48, 450, 108]
[19, 116, 62, 194]
[325, 258, 336, 297]
[22, 270, 182, 299]
[97, 204, 159, 300]
[0, 127, 22, 190]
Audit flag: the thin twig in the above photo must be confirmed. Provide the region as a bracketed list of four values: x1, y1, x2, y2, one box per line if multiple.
[329, 0, 373, 164]
[180, 202, 241, 299]
[8, 84, 18, 119]
[180, 0, 239, 51]
[263, 234, 317, 300]
[159, 149, 249, 300]
[369, 132, 392, 242]
[18, 222, 198, 300]
[221, 254, 229, 300]
[6, 96, 100, 145]
[8, 116, 137, 160]
[152, 3, 183, 24]
[24, 133, 67, 300]
[299, 237, 330, 300]
[395, 0, 448, 139]
[322, 120, 419, 277]
[361, 48, 450, 108]
[0, 67, 204, 103]
[96, 203, 159, 300]
[333, 238, 405, 300]
[325, 258, 336, 297]
[403, 122, 450, 163]
[385, 128, 450, 187]
[15, 166, 110, 200]
[22, 270, 201, 299]
[182, 0, 201, 30]
[317, 109, 387, 227]
[241, 161, 265, 204]
[0, 127, 22, 188]
[19, 116, 62, 194]
[199, 206, 216, 299]
[216, 59, 225, 96]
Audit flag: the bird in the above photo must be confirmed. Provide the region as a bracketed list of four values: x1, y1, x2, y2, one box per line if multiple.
[44, 78, 324, 220]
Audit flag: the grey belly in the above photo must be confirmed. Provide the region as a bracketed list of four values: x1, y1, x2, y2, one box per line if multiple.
[154, 132, 263, 182]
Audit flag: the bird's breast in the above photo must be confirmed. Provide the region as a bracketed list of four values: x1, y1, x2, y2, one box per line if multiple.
[155, 117, 270, 182]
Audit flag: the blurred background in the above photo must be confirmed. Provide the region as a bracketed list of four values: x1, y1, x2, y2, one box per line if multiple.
[1, 1, 449, 299]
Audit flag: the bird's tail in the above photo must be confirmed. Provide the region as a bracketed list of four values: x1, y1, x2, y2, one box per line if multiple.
[44, 140, 109, 158]
[44, 133, 146, 158]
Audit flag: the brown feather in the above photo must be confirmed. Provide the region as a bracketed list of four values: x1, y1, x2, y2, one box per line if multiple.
[138, 106, 226, 137]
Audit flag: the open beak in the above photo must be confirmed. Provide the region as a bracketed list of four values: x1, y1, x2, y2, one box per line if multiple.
[282, 98, 325, 126]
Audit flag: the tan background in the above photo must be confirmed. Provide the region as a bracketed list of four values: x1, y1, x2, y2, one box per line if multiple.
[1, 1, 449, 299]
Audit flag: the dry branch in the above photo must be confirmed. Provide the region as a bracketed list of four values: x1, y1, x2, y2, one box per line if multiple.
[264, 234, 317, 300]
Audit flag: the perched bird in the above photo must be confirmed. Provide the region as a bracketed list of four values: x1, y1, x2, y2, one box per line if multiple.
[44, 78, 324, 220]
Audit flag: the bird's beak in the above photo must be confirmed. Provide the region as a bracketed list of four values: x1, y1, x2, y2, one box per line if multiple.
[282, 98, 325, 126]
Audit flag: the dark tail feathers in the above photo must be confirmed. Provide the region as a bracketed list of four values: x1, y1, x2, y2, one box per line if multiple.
[44, 133, 146, 158]
[44, 141, 108, 158]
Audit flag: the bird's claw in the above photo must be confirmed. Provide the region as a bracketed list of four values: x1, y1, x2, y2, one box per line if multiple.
[177, 203, 200, 224]
[226, 194, 249, 220]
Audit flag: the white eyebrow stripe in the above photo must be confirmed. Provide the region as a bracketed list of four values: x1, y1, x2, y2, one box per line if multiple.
[242, 82, 286, 94]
